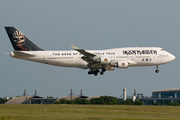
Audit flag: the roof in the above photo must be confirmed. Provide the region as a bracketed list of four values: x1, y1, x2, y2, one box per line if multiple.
[5, 96, 33, 104]
[86, 96, 101, 100]
[5, 96, 44, 104]
[56, 96, 80, 101]
[153, 88, 180, 93]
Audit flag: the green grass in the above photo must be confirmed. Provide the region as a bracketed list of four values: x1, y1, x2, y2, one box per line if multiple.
[0, 105, 180, 120]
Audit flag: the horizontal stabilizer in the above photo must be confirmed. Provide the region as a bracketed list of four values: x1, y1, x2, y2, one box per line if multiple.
[12, 51, 36, 57]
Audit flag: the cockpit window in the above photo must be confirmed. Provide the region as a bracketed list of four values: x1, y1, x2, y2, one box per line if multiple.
[161, 48, 165, 51]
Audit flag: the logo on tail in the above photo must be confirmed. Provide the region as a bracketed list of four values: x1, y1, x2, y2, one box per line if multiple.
[13, 30, 27, 51]
[5, 27, 43, 51]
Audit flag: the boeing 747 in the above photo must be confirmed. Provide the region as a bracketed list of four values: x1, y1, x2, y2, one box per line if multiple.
[5, 27, 176, 76]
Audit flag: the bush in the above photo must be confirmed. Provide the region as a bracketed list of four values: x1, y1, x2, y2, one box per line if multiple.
[60, 99, 67, 104]
[167, 102, 174, 106]
[90, 96, 119, 105]
[154, 103, 159, 106]
[54, 99, 75, 104]
[75, 98, 90, 104]
[123, 99, 133, 105]
[134, 100, 143, 105]
[54, 101, 61, 104]
[167, 102, 180, 106]
[0, 98, 8, 104]
[174, 103, 180, 106]
[66, 100, 75, 104]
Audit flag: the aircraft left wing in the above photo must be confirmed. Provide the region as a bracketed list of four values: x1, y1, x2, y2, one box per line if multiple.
[70, 44, 100, 65]
[70, 44, 97, 57]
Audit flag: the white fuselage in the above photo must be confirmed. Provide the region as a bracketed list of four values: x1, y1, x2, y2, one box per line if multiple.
[10, 47, 175, 69]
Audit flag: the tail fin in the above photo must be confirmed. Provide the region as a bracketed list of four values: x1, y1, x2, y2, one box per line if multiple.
[5, 27, 43, 51]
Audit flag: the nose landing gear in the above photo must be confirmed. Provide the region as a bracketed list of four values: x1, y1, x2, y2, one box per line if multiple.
[155, 65, 159, 73]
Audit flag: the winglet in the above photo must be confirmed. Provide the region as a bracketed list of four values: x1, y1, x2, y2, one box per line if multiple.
[70, 44, 80, 50]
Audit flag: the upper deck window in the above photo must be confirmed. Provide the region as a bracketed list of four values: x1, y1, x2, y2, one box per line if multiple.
[161, 48, 165, 51]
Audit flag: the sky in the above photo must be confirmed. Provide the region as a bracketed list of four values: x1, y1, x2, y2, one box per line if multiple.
[0, 0, 179, 98]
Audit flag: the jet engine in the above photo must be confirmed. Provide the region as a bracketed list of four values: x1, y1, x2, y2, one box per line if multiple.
[110, 61, 128, 68]
[99, 57, 111, 64]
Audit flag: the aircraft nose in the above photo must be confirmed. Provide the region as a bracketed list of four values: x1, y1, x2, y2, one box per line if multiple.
[170, 54, 176, 61]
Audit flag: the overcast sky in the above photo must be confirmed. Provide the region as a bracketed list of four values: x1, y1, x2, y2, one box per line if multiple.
[0, 0, 179, 98]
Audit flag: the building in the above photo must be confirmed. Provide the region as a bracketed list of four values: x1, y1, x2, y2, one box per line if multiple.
[5, 89, 57, 104]
[142, 88, 180, 105]
[5, 96, 57, 104]
[5, 96, 34, 104]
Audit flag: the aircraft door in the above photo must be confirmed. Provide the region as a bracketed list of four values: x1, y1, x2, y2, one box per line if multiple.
[42, 55, 47, 63]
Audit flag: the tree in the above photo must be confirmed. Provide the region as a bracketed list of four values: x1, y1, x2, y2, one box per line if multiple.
[154, 103, 159, 106]
[167, 102, 174, 106]
[167, 102, 180, 106]
[174, 103, 180, 106]
[75, 98, 90, 104]
[110, 97, 119, 105]
[60, 99, 67, 104]
[0, 97, 8, 104]
[74, 98, 81, 104]
[134, 100, 143, 105]
[66, 100, 75, 104]
[54, 101, 61, 104]
[90, 96, 119, 105]
[123, 99, 133, 105]
[98, 98, 105, 104]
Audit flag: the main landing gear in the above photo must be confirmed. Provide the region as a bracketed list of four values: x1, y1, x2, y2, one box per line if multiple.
[88, 69, 106, 76]
[100, 69, 106, 75]
[155, 65, 159, 73]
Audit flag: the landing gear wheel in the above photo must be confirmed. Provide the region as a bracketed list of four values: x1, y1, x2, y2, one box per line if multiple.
[88, 69, 100, 76]
[102, 69, 106, 72]
[96, 69, 100, 73]
[155, 65, 159, 73]
[100, 72, 104, 75]
[88, 71, 93, 75]
[155, 70, 159, 73]
[94, 72, 98, 76]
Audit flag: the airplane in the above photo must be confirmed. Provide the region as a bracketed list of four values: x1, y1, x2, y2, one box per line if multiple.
[5, 27, 176, 76]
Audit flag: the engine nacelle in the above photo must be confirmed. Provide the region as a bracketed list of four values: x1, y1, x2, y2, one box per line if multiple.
[100, 57, 111, 64]
[110, 61, 128, 68]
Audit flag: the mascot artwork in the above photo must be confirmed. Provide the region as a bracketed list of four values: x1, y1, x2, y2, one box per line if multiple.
[13, 30, 28, 51]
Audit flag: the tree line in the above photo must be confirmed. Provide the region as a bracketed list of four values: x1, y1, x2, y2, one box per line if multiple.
[54, 96, 143, 105]
[0, 97, 8, 104]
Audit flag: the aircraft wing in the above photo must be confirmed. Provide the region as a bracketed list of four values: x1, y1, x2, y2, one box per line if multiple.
[70, 44, 100, 65]
[70, 44, 97, 57]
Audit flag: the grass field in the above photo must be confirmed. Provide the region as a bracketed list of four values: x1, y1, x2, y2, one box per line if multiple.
[0, 105, 180, 120]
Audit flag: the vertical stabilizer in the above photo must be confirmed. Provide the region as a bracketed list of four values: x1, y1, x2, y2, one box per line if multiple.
[5, 27, 43, 51]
